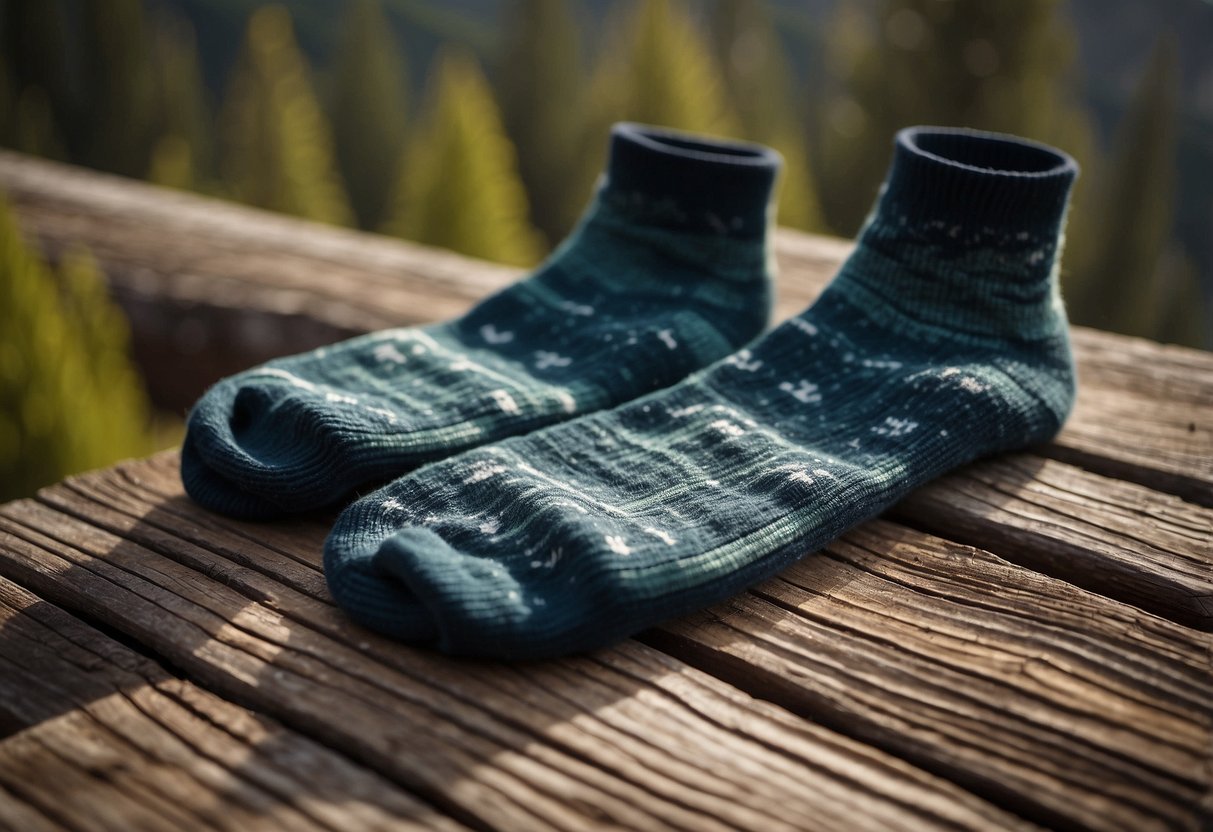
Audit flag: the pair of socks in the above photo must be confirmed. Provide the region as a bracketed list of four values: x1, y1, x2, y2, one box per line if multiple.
[184, 124, 1079, 660]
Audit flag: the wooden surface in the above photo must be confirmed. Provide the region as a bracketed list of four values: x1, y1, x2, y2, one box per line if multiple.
[1, 152, 1211, 831]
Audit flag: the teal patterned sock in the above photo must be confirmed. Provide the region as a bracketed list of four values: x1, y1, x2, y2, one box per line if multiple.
[182, 124, 781, 518]
[323, 126, 1079, 659]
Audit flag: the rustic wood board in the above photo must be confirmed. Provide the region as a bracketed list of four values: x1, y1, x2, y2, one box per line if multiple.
[648, 520, 1213, 831]
[0, 576, 464, 832]
[0, 466, 1034, 832]
[7, 455, 1213, 829]
[895, 454, 1213, 628]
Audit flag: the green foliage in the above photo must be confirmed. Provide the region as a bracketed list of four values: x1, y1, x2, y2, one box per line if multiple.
[79, 0, 162, 178]
[818, 0, 1095, 235]
[567, 1, 743, 232]
[592, 0, 739, 136]
[8, 85, 67, 161]
[1, 0, 72, 149]
[496, 0, 587, 244]
[148, 135, 199, 193]
[382, 48, 543, 267]
[147, 13, 216, 192]
[1, 1, 214, 191]
[0, 65, 9, 147]
[329, 0, 410, 230]
[711, 0, 826, 232]
[2, 0, 1202, 351]
[1064, 35, 1206, 347]
[0, 194, 154, 501]
[219, 5, 353, 226]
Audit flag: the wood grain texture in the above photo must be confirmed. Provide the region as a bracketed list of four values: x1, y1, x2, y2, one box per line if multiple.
[2, 150, 1207, 502]
[646, 520, 1213, 832]
[0, 783, 68, 832]
[1055, 330, 1213, 507]
[0, 575, 464, 832]
[0, 458, 1039, 832]
[895, 454, 1213, 628]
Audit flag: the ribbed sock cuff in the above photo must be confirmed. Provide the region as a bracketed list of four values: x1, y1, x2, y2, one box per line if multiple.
[599, 122, 781, 240]
[838, 126, 1080, 342]
[876, 126, 1078, 237]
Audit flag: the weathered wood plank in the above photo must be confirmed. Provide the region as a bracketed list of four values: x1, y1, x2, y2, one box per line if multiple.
[894, 454, 1213, 629]
[645, 520, 1212, 832]
[0, 575, 465, 832]
[0, 464, 1039, 832]
[0, 511, 632, 832]
[3, 150, 1207, 502]
[19, 455, 1213, 829]
[1047, 376, 1212, 507]
[0, 784, 70, 832]
[73, 455, 1213, 827]
[0, 730, 204, 832]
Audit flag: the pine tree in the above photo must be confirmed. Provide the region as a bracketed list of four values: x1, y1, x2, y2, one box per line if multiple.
[593, 0, 739, 136]
[147, 12, 215, 192]
[219, 5, 353, 226]
[0, 64, 11, 147]
[496, 0, 586, 244]
[79, 0, 161, 177]
[329, 0, 409, 230]
[0, 194, 153, 501]
[817, 0, 1095, 235]
[1064, 35, 1204, 346]
[711, 0, 826, 231]
[382, 48, 543, 267]
[10, 86, 67, 161]
[56, 246, 156, 463]
[0, 0, 72, 152]
[573, 1, 743, 226]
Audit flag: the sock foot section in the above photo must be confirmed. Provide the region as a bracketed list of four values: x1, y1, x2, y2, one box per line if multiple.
[183, 123, 781, 518]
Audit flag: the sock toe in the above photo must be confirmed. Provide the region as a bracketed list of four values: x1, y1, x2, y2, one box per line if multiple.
[179, 437, 290, 519]
[324, 525, 441, 644]
[325, 518, 534, 656]
[184, 379, 347, 514]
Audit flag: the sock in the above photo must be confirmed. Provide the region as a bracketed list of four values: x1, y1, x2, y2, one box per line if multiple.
[323, 126, 1079, 659]
[181, 123, 781, 518]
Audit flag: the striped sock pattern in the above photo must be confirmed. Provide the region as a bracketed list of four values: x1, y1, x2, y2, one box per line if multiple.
[323, 126, 1080, 659]
[182, 123, 781, 518]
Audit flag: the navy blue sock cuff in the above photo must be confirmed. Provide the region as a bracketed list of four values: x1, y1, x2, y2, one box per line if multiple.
[877, 126, 1078, 237]
[599, 122, 781, 240]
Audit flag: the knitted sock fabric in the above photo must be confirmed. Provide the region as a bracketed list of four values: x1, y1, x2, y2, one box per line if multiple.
[181, 123, 781, 518]
[324, 126, 1079, 659]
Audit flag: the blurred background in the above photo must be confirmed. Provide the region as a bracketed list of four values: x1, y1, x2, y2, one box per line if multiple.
[1, 0, 1211, 498]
